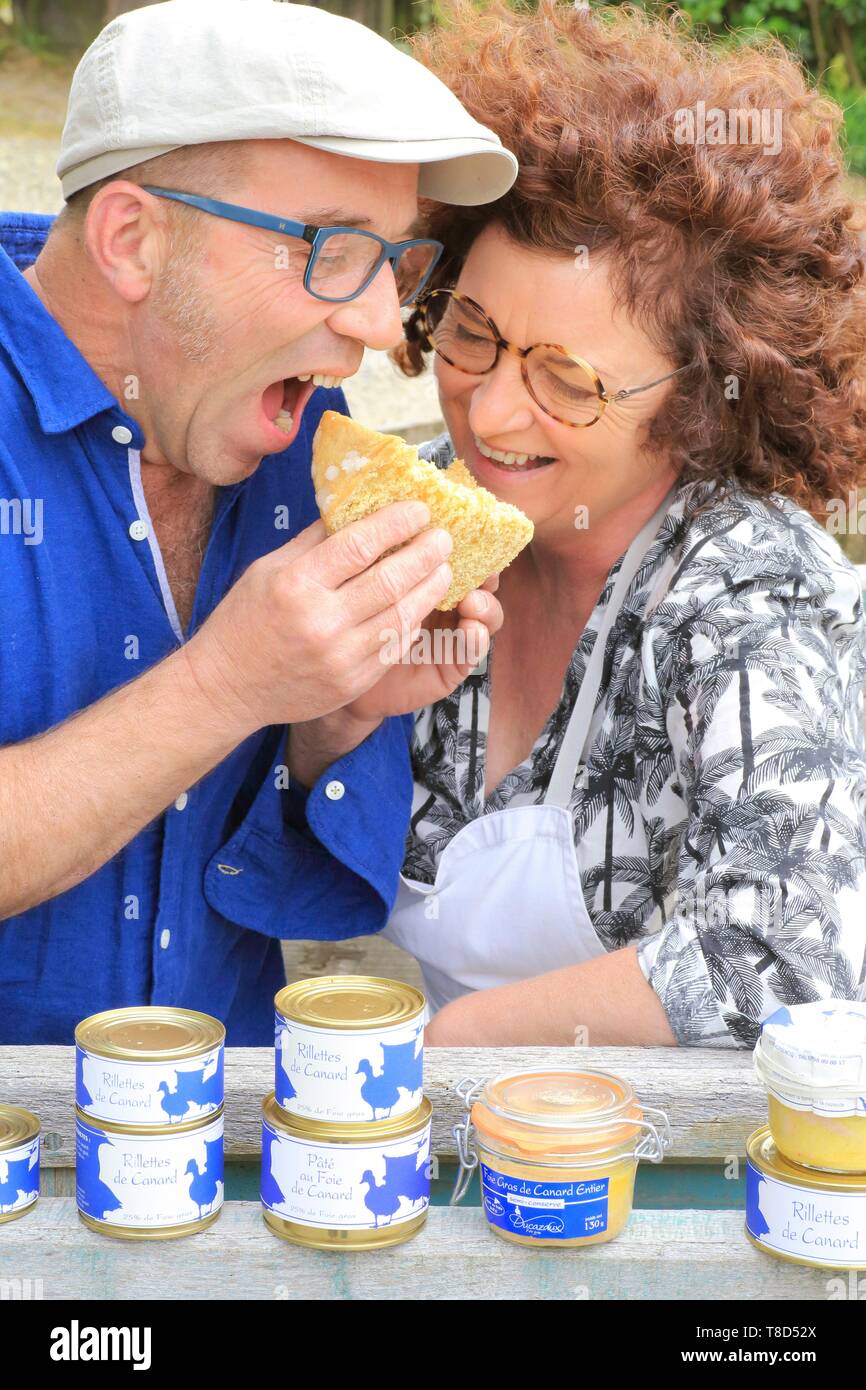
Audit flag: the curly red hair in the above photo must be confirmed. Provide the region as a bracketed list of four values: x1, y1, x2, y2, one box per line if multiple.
[395, 1, 866, 514]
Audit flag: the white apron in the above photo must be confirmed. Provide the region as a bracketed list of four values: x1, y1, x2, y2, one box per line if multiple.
[384, 491, 674, 1018]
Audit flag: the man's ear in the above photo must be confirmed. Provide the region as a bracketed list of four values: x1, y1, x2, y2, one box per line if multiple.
[83, 182, 169, 304]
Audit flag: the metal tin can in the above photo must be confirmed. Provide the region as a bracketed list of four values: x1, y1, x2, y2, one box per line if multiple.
[76, 1106, 224, 1240]
[0, 1105, 40, 1224]
[452, 1070, 671, 1247]
[746, 1125, 866, 1269]
[274, 976, 424, 1124]
[261, 1092, 432, 1250]
[75, 1005, 224, 1127]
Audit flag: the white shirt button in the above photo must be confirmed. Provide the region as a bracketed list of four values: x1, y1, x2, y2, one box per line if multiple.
[159, 929, 171, 950]
[174, 791, 189, 811]
[112, 425, 133, 445]
[129, 519, 148, 541]
[325, 780, 345, 801]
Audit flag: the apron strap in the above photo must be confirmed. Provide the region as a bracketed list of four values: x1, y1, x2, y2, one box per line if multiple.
[543, 487, 677, 810]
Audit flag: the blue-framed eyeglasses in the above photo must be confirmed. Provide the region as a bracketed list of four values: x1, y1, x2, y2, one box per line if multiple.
[142, 186, 443, 307]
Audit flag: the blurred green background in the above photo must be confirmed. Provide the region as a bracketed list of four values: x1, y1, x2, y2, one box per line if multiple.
[1, 0, 864, 559]
[2, 0, 863, 176]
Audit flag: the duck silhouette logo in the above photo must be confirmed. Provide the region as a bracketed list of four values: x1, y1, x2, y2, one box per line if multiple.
[746, 1165, 771, 1238]
[275, 1042, 297, 1103]
[0, 1153, 38, 1214]
[260, 1127, 286, 1211]
[184, 1136, 223, 1219]
[356, 1037, 422, 1119]
[360, 1144, 429, 1227]
[76, 1051, 94, 1109]
[158, 1060, 223, 1123]
[76, 1132, 122, 1220]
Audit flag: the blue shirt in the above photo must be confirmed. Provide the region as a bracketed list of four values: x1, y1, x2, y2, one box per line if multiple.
[0, 213, 412, 1046]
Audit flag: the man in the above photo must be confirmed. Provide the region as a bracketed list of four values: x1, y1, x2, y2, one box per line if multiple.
[0, 0, 516, 1043]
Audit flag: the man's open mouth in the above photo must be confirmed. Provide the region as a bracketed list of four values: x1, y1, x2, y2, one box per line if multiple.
[260, 372, 352, 446]
[261, 377, 312, 438]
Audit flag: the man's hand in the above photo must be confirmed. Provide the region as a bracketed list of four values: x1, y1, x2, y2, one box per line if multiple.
[182, 501, 455, 736]
[286, 574, 503, 786]
[344, 575, 503, 723]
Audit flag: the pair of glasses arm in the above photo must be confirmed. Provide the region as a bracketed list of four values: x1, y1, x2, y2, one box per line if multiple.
[607, 364, 692, 402]
[142, 187, 319, 241]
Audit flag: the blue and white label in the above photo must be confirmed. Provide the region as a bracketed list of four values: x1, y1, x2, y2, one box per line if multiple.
[480, 1163, 609, 1241]
[76, 1044, 224, 1126]
[0, 1136, 39, 1218]
[76, 1114, 223, 1230]
[274, 1011, 423, 1123]
[746, 1159, 866, 1268]
[261, 1116, 430, 1231]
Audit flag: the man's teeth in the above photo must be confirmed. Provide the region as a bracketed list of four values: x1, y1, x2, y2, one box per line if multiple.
[296, 373, 347, 389]
[274, 411, 294, 433]
[474, 435, 549, 467]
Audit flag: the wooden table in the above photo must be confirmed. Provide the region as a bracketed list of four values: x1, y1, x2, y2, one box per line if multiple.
[0, 1045, 844, 1299]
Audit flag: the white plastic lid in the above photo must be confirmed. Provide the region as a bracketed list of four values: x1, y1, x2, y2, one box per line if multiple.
[754, 1001, 866, 1117]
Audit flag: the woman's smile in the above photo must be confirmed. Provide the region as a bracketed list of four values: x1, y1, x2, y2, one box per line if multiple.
[465, 429, 560, 483]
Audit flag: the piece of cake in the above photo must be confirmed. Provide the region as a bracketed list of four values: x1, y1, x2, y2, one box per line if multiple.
[311, 411, 534, 611]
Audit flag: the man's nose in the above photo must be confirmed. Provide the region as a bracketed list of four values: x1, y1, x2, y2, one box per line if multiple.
[326, 260, 405, 351]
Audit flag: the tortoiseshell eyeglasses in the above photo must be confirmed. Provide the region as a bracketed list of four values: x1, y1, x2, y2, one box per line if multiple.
[417, 289, 690, 428]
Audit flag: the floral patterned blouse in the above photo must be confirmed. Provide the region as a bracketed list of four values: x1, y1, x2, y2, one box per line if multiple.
[404, 434, 866, 1047]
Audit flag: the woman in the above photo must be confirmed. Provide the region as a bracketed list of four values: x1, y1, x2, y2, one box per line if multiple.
[381, 1, 866, 1047]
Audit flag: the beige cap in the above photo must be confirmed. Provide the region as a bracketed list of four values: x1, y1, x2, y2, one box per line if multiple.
[57, 0, 518, 206]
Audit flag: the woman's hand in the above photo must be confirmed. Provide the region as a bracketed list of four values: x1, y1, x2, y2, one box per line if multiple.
[343, 576, 502, 724]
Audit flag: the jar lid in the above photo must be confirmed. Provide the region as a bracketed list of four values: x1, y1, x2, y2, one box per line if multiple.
[755, 1001, 866, 1115]
[470, 1069, 644, 1159]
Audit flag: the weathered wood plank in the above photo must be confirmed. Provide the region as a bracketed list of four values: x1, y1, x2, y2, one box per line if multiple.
[0, 1046, 765, 1165]
[0, 1200, 841, 1301]
[281, 933, 423, 989]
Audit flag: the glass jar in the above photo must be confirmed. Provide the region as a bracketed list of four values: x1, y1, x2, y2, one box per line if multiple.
[754, 1002, 866, 1175]
[451, 1068, 671, 1248]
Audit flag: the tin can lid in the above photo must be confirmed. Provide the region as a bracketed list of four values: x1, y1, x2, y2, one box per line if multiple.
[275, 976, 425, 1031]
[470, 1068, 644, 1158]
[747, 1125, 866, 1194]
[0, 1104, 40, 1151]
[262, 1091, 431, 1144]
[75, 1006, 225, 1060]
[755, 1001, 866, 1113]
[75, 1103, 224, 1138]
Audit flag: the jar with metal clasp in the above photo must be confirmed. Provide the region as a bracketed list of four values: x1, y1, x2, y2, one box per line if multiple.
[451, 1068, 671, 1247]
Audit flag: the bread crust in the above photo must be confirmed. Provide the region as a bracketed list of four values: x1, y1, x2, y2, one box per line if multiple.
[311, 411, 534, 611]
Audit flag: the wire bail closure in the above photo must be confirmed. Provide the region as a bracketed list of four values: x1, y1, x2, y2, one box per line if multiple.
[450, 1076, 485, 1205]
[633, 1105, 673, 1163]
